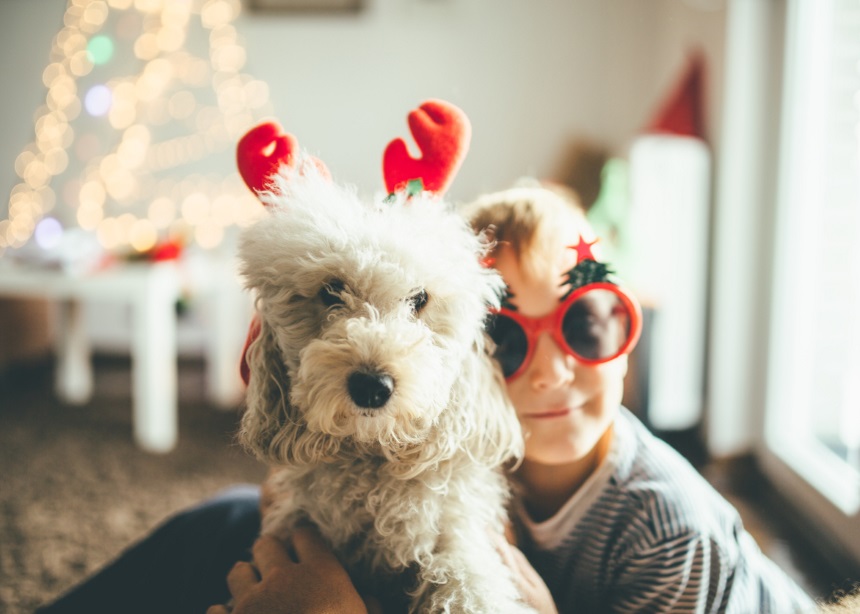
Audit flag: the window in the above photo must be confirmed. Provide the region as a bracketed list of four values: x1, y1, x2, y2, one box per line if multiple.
[758, 0, 860, 557]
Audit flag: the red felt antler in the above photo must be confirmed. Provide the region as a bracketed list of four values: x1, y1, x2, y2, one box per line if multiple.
[382, 100, 471, 195]
[237, 122, 330, 199]
[237, 122, 297, 194]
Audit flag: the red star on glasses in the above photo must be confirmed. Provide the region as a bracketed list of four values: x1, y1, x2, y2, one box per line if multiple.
[568, 235, 599, 263]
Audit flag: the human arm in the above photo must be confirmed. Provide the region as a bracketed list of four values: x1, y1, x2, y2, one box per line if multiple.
[206, 528, 382, 614]
[609, 528, 815, 614]
[259, 467, 280, 519]
[491, 527, 558, 614]
[609, 531, 718, 613]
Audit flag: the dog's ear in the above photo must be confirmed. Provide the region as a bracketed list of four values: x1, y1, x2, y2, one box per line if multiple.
[415, 340, 523, 471]
[458, 342, 525, 468]
[240, 318, 344, 466]
[239, 318, 301, 463]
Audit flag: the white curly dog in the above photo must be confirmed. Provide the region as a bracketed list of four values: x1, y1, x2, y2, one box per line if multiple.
[235, 101, 534, 613]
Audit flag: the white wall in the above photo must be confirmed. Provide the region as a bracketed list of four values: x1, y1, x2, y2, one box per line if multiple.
[0, 0, 726, 203]
[0, 0, 727, 353]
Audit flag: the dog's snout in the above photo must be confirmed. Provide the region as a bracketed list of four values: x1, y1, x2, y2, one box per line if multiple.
[348, 371, 394, 409]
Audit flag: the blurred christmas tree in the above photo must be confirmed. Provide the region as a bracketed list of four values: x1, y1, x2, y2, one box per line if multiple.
[0, 0, 271, 258]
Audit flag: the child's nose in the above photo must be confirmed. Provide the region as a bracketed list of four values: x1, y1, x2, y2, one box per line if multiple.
[527, 332, 575, 391]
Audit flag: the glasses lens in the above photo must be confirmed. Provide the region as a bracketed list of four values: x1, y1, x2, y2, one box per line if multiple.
[486, 314, 529, 378]
[561, 289, 632, 361]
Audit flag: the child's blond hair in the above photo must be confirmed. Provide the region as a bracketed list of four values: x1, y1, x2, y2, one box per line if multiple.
[462, 184, 591, 282]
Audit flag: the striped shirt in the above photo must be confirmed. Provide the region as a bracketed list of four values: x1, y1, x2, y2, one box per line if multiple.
[513, 408, 816, 614]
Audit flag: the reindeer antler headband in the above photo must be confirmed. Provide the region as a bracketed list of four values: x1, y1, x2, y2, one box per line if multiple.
[382, 100, 471, 196]
[236, 100, 472, 386]
[236, 99, 471, 200]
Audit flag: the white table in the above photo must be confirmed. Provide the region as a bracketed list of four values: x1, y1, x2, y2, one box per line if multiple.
[0, 258, 247, 453]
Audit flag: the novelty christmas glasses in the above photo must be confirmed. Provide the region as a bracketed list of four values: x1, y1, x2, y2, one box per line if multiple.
[486, 239, 642, 381]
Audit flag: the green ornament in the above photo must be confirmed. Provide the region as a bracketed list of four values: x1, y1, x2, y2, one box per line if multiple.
[562, 260, 614, 297]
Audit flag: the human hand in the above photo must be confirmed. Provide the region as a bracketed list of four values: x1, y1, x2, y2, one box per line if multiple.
[259, 470, 279, 519]
[492, 531, 558, 614]
[206, 527, 380, 614]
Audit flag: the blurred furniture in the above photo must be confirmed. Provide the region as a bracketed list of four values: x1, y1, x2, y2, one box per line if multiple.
[0, 297, 53, 369]
[0, 258, 247, 453]
[627, 135, 711, 431]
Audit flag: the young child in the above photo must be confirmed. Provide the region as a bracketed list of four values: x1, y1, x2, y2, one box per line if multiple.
[463, 185, 816, 613]
[39, 186, 818, 614]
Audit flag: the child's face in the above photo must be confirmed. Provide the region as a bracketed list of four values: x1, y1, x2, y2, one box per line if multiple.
[493, 239, 628, 466]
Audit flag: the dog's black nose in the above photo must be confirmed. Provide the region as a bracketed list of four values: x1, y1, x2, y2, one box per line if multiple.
[347, 371, 394, 409]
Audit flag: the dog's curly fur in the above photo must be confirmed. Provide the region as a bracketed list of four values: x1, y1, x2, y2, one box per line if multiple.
[238, 160, 533, 613]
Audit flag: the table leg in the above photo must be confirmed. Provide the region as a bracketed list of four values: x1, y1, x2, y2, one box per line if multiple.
[131, 266, 179, 453]
[55, 299, 93, 405]
[205, 273, 249, 410]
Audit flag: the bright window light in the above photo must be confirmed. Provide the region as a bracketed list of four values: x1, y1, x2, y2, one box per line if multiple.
[765, 0, 860, 515]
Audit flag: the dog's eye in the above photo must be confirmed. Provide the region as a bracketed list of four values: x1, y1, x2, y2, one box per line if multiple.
[319, 279, 345, 307]
[408, 289, 428, 314]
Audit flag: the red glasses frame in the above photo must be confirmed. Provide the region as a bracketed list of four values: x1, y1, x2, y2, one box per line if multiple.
[489, 282, 643, 381]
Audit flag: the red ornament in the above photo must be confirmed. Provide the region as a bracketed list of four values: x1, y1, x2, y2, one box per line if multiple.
[150, 240, 183, 262]
[479, 255, 496, 268]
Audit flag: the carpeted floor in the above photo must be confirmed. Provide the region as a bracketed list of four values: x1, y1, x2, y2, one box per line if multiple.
[0, 356, 266, 613]
[1, 356, 855, 613]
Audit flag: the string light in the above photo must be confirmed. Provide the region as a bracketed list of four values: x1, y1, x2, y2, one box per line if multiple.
[84, 84, 112, 116]
[35, 217, 64, 249]
[2, 0, 271, 255]
[87, 35, 115, 64]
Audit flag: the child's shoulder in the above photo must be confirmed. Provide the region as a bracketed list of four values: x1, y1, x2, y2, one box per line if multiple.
[604, 409, 742, 544]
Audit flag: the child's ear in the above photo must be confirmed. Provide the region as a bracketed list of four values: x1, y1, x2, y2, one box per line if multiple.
[617, 354, 630, 378]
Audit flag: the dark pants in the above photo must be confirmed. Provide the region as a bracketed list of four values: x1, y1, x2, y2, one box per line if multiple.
[37, 485, 262, 614]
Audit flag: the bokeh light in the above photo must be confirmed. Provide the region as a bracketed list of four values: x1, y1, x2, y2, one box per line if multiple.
[2, 0, 270, 255]
[87, 35, 114, 65]
[148, 196, 176, 228]
[34, 217, 64, 249]
[84, 84, 112, 116]
[129, 218, 157, 251]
